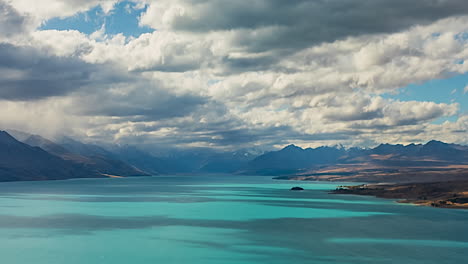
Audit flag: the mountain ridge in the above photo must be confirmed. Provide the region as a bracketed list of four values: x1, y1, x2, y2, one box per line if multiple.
[1, 128, 467, 182]
[24, 134, 149, 177]
[0, 131, 102, 182]
[249, 140, 468, 182]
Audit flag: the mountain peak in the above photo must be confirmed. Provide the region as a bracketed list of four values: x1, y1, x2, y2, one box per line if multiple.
[425, 140, 447, 146]
[0, 131, 21, 145]
[283, 144, 302, 150]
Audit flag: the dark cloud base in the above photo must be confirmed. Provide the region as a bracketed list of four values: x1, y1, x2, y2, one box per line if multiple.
[163, 0, 468, 51]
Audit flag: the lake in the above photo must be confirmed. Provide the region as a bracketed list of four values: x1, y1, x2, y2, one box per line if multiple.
[0, 175, 467, 264]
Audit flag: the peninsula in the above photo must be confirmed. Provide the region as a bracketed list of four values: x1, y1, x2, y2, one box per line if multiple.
[332, 180, 468, 209]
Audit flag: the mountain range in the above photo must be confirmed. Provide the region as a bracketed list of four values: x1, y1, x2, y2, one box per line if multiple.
[0, 130, 257, 181]
[0, 129, 467, 182]
[269, 141, 468, 183]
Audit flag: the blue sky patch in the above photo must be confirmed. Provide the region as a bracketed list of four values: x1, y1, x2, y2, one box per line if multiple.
[382, 72, 468, 124]
[383, 73, 468, 115]
[40, 1, 153, 38]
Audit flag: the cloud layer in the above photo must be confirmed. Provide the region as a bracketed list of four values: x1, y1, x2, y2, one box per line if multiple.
[0, 0, 467, 149]
[141, 0, 468, 51]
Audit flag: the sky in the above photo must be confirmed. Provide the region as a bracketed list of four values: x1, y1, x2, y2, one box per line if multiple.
[0, 0, 467, 150]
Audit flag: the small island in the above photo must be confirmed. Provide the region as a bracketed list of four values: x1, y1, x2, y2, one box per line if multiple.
[332, 180, 468, 209]
[291, 187, 304, 191]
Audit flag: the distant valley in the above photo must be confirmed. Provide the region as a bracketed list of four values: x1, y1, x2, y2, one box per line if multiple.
[0, 130, 256, 181]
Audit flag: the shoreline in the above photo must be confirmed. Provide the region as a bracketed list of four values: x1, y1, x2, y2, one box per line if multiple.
[331, 180, 468, 209]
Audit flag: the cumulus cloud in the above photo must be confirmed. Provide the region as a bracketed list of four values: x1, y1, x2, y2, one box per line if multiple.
[0, 0, 32, 38]
[140, 0, 468, 51]
[0, 43, 127, 100]
[0, 98, 82, 138]
[0, 0, 467, 149]
[70, 81, 208, 120]
[6, 0, 119, 24]
[30, 30, 215, 73]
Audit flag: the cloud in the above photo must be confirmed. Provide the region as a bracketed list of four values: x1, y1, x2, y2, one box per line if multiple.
[140, 0, 468, 52]
[6, 0, 120, 24]
[1, 0, 468, 149]
[0, 42, 214, 145]
[0, 0, 32, 38]
[0, 43, 126, 100]
[70, 82, 207, 120]
[23, 18, 468, 148]
[31, 29, 214, 73]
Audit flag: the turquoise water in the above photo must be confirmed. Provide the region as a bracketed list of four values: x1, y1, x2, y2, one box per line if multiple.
[0, 175, 467, 264]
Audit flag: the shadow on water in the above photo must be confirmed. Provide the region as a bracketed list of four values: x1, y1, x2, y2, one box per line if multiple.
[0, 175, 467, 264]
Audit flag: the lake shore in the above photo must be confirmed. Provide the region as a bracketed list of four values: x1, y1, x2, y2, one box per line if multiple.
[331, 180, 468, 209]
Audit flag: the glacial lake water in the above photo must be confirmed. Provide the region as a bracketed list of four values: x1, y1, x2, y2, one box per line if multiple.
[0, 175, 467, 264]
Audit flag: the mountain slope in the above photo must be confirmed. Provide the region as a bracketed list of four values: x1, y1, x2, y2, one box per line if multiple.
[281, 141, 468, 183]
[339, 140, 468, 167]
[107, 145, 165, 175]
[244, 145, 347, 175]
[58, 137, 116, 158]
[24, 135, 148, 177]
[0, 131, 100, 182]
[24, 135, 83, 160]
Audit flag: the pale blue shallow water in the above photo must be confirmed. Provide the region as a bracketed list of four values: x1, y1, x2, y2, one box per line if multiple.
[0, 175, 467, 264]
